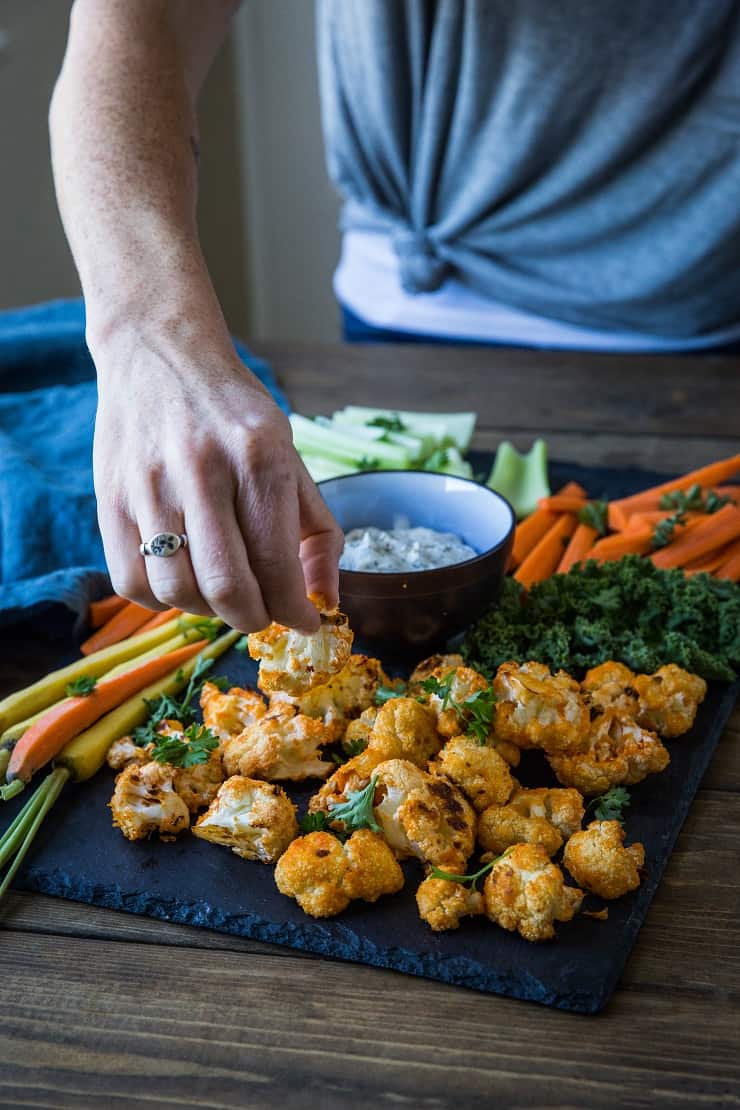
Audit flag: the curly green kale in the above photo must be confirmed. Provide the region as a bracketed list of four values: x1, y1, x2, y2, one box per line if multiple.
[462, 557, 739, 682]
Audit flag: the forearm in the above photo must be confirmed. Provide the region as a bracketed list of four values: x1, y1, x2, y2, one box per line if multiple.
[50, 0, 237, 359]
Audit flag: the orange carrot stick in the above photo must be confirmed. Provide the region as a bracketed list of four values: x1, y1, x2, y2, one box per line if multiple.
[716, 544, 740, 581]
[6, 639, 208, 784]
[514, 514, 578, 589]
[88, 594, 128, 629]
[511, 481, 586, 568]
[651, 504, 740, 570]
[136, 608, 182, 634]
[623, 509, 706, 534]
[537, 495, 588, 513]
[556, 523, 599, 574]
[80, 602, 155, 656]
[609, 454, 740, 523]
[681, 541, 738, 574]
[589, 529, 655, 562]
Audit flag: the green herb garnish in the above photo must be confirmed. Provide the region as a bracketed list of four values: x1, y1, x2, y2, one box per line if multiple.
[326, 775, 381, 833]
[149, 723, 219, 768]
[132, 656, 217, 746]
[65, 675, 98, 697]
[659, 483, 731, 515]
[578, 500, 609, 536]
[367, 415, 407, 433]
[587, 786, 631, 823]
[430, 847, 514, 890]
[419, 675, 496, 744]
[299, 811, 331, 834]
[375, 682, 406, 705]
[652, 511, 687, 550]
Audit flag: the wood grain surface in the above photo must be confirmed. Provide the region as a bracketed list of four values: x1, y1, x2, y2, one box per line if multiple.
[0, 343, 738, 1109]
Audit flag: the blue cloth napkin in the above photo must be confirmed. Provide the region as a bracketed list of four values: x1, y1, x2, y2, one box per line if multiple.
[0, 299, 288, 633]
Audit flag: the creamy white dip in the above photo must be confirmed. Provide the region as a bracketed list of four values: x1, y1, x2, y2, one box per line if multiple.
[339, 525, 478, 573]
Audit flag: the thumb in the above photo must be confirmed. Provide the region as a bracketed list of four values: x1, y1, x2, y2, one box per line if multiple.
[296, 462, 344, 607]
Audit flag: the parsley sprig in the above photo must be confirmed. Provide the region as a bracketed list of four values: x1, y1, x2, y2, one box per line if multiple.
[132, 656, 219, 747]
[652, 511, 687, 550]
[149, 723, 220, 768]
[65, 675, 98, 697]
[374, 682, 407, 705]
[578, 500, 609, 536]
[430, 847, 514, 890]
[419, 675, 497, 745]
[299, 775, 381, 836]
[586, 786, 631, 823]
[659, 483, 731, 515]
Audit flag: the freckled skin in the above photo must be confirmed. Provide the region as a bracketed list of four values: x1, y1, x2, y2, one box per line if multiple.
[50, 1, 343, 633]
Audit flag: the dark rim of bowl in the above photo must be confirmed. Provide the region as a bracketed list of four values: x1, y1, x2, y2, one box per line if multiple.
[319, 468, 516, 579]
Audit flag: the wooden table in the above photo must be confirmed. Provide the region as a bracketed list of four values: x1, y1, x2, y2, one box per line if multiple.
[1, 344, 738, 1109]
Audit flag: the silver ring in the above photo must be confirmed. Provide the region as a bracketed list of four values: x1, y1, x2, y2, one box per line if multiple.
[139, 532, 188, 558]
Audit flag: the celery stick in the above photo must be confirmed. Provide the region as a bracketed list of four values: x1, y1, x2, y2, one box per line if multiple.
[330, 414, 432, 462]
[336, 407, 477, 451]
[424, 447, 474, 479]
[486, 439, 550, 518]
[290, 414, 410, 468]
[302, 454, 359, 483]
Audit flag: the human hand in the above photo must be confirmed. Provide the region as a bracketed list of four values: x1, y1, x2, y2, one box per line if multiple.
[91, 330, 342, 633]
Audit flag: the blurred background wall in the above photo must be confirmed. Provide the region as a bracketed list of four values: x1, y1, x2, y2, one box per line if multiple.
[0, 0, 341, 343]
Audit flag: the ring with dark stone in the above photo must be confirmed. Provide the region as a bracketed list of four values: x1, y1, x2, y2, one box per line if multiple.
[139, 532, 188, 558]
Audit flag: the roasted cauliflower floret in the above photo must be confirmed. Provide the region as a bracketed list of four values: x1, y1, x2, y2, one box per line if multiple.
[483, 843, 584, 942]
[548, 709, 669, 795]
[633, 664, 707, 738]
[247, 594, 353, 696]
[373, 759, 476, 872]
[307, 749, 386, 817]
[478, 786, 584, 858]
[408, 653, 465, 691]
[192, 776, 298, 862]
[153, 719, 225, 813]
[274, 829, 404, 917]
[342, 706, 377, 753]
[564, 820, 644, 900]
[106, 735, 149, 771]
[269, 655, 389, 742]
[416, 876, 484, 932]
[429, 734, 515, 812]
[493, 661, 589, 754]
[110, 761, 190, 841]
[365, 697, 442, 766]
[581, 662, 640, 718]
[222, 706, 333, 781]
[200, 680, 267, 741]
[416, 664, 492, 738]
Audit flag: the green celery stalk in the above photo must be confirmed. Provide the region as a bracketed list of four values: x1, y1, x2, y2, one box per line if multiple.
[486, 439, 550, 518]
[290, 414, 410, 468]
[336, 407, 477, 451]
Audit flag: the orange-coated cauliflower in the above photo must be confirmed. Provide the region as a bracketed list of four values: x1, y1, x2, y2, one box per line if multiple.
[415, 876, 484, 932]
[247, 594, 353, 696]
[478, 786, 583, 858]
[342, 706, 377, 753]
[365, 697, 442, 766]
[563, 820, 645, 900]
[307, 749, 386, 818]
[268, 655, 389, 742]
[192, 776, 298, 862]
[633, 664, 707, 738]
[408, 653, 465, 691]
[415, 664, 492, 738]
[429, 734, 515, 812]
[483, 843, 584, 942]
[548, 709, 669, 795]
[200, 680, 267, 741]
[493, 661, 589, 754]
[222, 706, 333, 781]
[110, 761, 190, 841]
[581, 662, 640, 718]
[153, 720, 225, 813]
[274, 829, 404, 917]
[106, 735, 149, 772]
[372, 758, 477, 872]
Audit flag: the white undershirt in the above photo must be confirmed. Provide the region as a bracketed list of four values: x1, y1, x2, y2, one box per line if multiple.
[334, 229, 740, 352]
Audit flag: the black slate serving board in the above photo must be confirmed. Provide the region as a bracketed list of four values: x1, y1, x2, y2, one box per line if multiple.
[5, 460, 739, 1013]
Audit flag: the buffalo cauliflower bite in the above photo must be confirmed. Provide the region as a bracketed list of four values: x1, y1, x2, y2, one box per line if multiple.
[365, 697, 442, 766]
[408, 653, 465, 691]
[429, 734, 515, 812]
[633, 664, 707, 738]
[106, 735, 149, 772]
[192, 776, 298, 862]
[200, 681, 267, 741]
[268, 655, 389, 742]
[307, 748, 386, 819]
[222, 706, 333, 781]
[274, 829, 404, 917]
[493, 661, 589, 754]
[416, 876, 484, 932]
[581, 662, 640, 718]
[110, 761, 190, 841]
[372, 759, 477, 872]
[478, 786, 584, 858]
[153, 720, 225, 813]
[548, 709, 669, 795]
[416, 664, 492, 738]
[343, 707, 377, 753]
[564, 820, 645, 900]
[247, 594, 353, 696]
[483, 843, 584, 942]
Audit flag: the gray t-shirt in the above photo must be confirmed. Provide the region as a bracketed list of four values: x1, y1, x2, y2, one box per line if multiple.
[317, 0, 740, 337]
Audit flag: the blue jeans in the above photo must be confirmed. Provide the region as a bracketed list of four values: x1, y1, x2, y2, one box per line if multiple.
[339, 303, 740, 353]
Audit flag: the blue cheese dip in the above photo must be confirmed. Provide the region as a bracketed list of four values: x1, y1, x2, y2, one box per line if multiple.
[339, 525, 478, 573]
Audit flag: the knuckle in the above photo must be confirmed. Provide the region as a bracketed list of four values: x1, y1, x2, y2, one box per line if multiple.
[199, 571, 242, 607]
